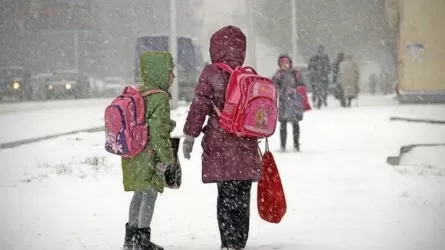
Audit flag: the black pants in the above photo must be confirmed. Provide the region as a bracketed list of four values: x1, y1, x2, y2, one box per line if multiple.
[346, 97, 353, 107]
[312, 82, 328, 109]
[217, 180, 252, 249]
[280, 121, 300, 149]
[340, 97, 347, 107]
[321, 83, 328, 106]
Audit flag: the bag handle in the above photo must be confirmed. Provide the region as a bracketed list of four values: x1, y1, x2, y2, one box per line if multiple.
[257, 138, 269, 162]
[122, 86, 137, 94]
[240, 66, 257, 75]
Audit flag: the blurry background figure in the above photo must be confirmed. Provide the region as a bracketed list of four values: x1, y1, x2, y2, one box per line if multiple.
[272, 54, 306, 152]
[308, 45, 330, 109]
[368, 73, 377, 95]
[332, 52, 346, 107]
[338, 54, 360, 108]
[379, 70, 393, 95]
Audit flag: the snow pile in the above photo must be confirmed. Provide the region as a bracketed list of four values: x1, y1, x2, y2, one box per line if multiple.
[397, 145, 445, 176]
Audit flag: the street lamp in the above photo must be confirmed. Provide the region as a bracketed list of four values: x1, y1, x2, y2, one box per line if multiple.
[169, 0, 179, 109]
[245, 0, 256, 68]
[291, 0, 298, 63]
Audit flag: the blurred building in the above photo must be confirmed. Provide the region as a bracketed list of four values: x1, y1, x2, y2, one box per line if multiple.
[94, 0, 201, 78]
[0, 0, 201, 78]
[386, 0, 445, 103]
[0, 0, 27, 67]
[23, 0, 101, 75]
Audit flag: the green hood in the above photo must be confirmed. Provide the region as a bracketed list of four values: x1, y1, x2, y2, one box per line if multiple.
[140, 51, 174, 92]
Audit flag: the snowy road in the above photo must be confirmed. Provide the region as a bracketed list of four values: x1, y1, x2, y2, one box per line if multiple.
[0, 98, 190, 145]
[1, 95, 445, 250]
[0, 99, 111, 145]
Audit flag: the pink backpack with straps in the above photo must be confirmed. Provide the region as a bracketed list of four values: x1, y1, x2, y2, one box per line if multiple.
[213, 63, 278, 138]
[104, 86, 167, 158]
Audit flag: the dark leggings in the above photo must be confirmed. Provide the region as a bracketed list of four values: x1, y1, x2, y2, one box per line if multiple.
[280, 121, 300, 148]
[217, 180, 252, 249]
[347, 97, 353, 107]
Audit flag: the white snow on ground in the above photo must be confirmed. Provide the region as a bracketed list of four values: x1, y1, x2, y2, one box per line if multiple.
[398, 146, 445, 176]
[1, 95, 445, 250]
[0, 99, 190, 144]
[400, 146, 445, 168]
[0, 99, 112, 144]
[0, 98, 112, 114]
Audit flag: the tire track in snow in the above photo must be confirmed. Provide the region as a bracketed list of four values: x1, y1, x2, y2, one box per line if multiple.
[0, 126, 105, 150]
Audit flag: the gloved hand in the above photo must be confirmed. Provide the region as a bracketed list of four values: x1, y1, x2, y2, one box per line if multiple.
[170, 119, 176, 132]
[182, 135, 195, 160]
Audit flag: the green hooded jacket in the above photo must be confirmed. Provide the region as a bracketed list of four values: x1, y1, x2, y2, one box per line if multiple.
[121, 51, 174, 193]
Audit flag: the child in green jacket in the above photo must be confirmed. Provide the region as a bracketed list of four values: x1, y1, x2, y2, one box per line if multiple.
[121, 51, 175, 250]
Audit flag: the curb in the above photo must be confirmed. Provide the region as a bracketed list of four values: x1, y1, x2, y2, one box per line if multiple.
[386, 143, 445, 166]
[0, 126, 105, 150]
[390, 116, 445, 125]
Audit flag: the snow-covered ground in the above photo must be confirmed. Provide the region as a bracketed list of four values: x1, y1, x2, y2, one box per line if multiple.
[1, 95, 445, 250]
[0, 99, 112, 144]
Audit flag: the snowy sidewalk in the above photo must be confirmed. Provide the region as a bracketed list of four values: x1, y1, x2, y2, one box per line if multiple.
[1, 96, 445, 250]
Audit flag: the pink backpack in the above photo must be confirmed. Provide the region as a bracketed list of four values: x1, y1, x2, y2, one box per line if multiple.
[104, 86, 167, 158]
[212, 63, 278, 138]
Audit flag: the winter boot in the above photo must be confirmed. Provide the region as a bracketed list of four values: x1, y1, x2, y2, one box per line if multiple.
[135, 227, 164, 250]
[220, 247, 244, 250]
[221, 247, 244, 250]
[294, 143, 300, 152]
[123, 223, 137, 250]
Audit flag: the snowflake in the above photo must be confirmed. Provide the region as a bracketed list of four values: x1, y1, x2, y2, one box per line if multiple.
[106, 132, 123, 153]
[112, 141, 123, 154]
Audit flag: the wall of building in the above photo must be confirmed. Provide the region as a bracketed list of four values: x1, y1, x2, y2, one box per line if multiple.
[398, 0, 445, 102]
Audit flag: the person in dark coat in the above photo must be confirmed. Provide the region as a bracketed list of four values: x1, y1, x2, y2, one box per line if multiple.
[272, 54, 309, 152]
[182, 25, 261, 250]
[368, 73, 377, 95]
[332, 52, 345, 84]
[308, 45, 330, 108]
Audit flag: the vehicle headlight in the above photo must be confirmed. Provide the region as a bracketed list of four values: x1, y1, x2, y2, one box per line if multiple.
[12, 82, 20, 89]
[65, 83, 72, 90]
[48, 84, 54, 90]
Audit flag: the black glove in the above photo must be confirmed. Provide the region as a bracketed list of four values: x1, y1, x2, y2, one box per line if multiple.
[170, 119, 176, 132]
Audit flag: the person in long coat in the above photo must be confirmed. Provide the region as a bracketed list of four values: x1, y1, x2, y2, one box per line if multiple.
[338, 54, 360, 107]
[182, 25, 261, 250]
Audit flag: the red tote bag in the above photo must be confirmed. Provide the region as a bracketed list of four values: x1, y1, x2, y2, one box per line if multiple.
[257, 139, 287, 223]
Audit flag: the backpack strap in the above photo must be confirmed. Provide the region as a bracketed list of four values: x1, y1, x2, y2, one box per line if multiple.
[240, 66, 257, 75]
[141, 88, 168, 97]
[212, 103, 222, 117]
[213, 63, 234, 74]
[213, 63, 258, 75]
[211, 63, 231, 117]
